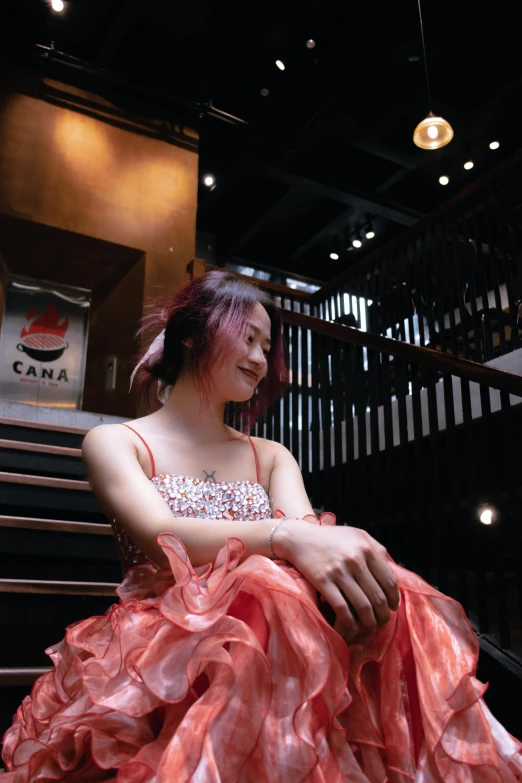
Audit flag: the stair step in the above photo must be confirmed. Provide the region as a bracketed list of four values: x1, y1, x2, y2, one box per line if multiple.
[0, 667, 51, 686]
[0, 471, 90, 491]
[0, 515, 111, 535]
[0, 578, 117, 596]
[0, 416, 87, 449]
[0, 416, 88, 435]
[0, 439, 81, 458]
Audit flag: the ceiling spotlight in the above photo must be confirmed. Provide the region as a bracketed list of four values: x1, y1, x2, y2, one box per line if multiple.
[306, 39, 316, 49]
[463, 160, 474, 170]
[330, 252, 339, 260]
[203, 174, 215, 187]
[260, 88, 270, 97]
[479, 506, 497, 525]
[352, 238, 362, 249]
[51, 0, 64, 10]
[489, 140, 500, 150]
[439, 175, 450, 186]
[365, 230, 375, 239]
[275, 60, 285, 71]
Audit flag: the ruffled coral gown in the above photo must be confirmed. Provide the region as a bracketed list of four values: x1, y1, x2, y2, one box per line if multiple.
[3, 431, 522, 781]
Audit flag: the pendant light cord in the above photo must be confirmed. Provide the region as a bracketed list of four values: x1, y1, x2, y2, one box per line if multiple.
[417, 0, 432, 113]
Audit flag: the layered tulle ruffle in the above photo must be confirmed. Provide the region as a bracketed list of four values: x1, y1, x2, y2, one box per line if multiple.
[3, 514, 522, 782]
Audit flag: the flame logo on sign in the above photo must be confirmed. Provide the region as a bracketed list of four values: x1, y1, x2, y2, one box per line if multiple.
[21, 303, 69, 339]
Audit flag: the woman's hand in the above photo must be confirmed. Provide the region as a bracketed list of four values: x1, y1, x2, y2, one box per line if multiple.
[273, 519, 400, 642]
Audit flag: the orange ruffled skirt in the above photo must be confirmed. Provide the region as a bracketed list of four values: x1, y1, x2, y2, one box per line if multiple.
[3, 520, 522, 782]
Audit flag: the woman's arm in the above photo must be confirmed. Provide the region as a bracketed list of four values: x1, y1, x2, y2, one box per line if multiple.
[82, 425, 291, 568]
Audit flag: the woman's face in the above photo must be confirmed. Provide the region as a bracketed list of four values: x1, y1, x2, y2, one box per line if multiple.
[211, 302, 272, 403]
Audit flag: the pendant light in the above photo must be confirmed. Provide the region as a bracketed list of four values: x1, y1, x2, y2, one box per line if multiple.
[412, 0, 454, 150]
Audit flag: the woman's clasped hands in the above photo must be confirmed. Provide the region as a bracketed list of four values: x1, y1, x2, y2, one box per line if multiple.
[273, 519, 401, 642]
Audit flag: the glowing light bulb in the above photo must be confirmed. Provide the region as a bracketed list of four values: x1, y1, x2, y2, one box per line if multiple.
[439, 175, 450, 186]
[489, 140, 500, 150]
[427, 124, 439, 139]
[464, 161, 474, 170]
[330, 252, 339, 260]
[479, 508, 493, 525]
[306, 40, 316, 49]
[352, 239, 362, 248]
[275, 60, 285, 71]
[203, 174, 215, 187]
[52, 0, 64, 10]
[365, 230, 375, 239]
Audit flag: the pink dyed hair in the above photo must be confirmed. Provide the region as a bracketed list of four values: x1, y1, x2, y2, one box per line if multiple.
[135, 270, 288, 432]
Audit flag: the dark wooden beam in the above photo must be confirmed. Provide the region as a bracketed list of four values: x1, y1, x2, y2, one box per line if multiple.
[245, 160, 422, 226]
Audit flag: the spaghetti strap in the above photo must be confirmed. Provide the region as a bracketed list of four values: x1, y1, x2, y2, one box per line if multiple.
[246, 435, 261, 484]
[121, 423, 156, 478]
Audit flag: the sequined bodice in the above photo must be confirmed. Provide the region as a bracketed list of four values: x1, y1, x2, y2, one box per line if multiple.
[111, 475, 272, 574]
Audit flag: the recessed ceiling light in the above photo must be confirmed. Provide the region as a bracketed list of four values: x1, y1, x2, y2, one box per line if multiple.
[203, 174, 215, 187]
[330, 252, 339, 260]
[275, 60, 285, 71]
[439, 175, 449, 185]
[489, 140, 500, 150]
[260, 88, 269, 97]
[464, 160, 474, 170]
[352, 239, 362, 249]
[306, 40, 316, 49]
[51, 0, 64, 10]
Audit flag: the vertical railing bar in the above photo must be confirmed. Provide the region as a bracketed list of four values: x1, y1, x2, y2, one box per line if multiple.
[471, 203, 494, 361]
[331, 337, 344, 518]
[310, 331, 321, 508]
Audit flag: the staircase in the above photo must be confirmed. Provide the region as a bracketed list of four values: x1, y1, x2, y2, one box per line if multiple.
[0, 417, 120, 737]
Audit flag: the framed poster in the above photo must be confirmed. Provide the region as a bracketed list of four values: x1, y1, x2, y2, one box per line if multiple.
[0, 275, 91, 409]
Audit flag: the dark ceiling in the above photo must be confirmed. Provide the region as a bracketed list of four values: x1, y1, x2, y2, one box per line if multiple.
[2, 0, 522, 283]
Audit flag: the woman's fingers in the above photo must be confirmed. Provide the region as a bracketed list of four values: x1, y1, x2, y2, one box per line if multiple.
[337, 573, 382, 631]
[319, 582, 359, 639]
[366, 551, 400, 611]
[352, 569, 392, 627]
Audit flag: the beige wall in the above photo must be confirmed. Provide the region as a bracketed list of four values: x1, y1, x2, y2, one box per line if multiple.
[0, 89, 198, 300]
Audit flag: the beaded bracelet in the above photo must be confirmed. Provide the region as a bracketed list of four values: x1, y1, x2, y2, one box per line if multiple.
[268, 517, 289, 559]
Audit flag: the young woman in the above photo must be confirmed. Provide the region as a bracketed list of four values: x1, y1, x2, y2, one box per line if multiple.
[3, 270, 522, 781]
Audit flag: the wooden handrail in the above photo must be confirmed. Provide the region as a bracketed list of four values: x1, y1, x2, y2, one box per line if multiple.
[0, 472, 91, 491]
[198, 262, 312, 300]
[309, 147, 522, 304]
[0, 578, 117, 596]
[0, 668, 52, 686]
[282, 309, 522, 397]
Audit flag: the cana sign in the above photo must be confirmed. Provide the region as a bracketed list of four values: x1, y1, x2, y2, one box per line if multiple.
[14, 302, 70, 384]
[0, 276, 90, 408]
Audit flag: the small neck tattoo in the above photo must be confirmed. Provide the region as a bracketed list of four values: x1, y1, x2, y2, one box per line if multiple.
[203, 470, 217, 483]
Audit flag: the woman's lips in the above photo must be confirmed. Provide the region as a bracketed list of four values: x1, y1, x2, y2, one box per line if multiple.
[239, 367, 258, 382]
